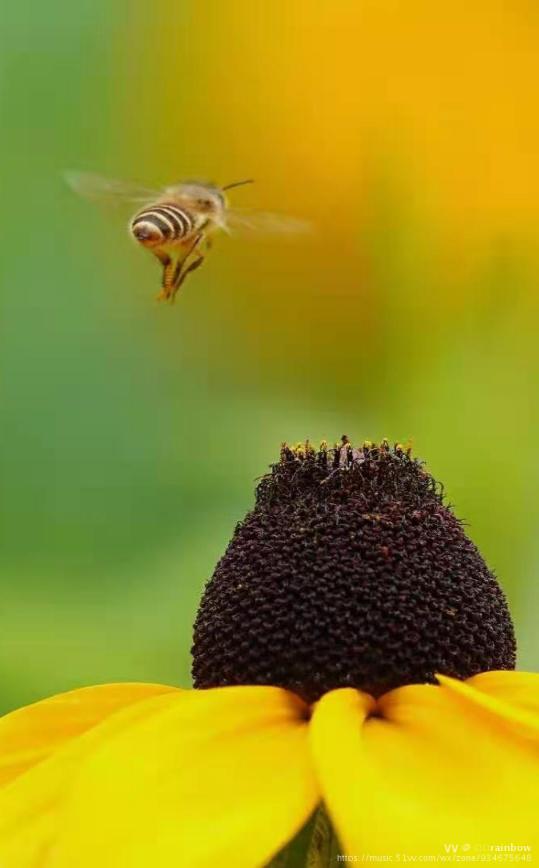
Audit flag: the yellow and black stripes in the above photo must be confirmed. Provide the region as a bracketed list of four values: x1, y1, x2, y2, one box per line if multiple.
[130, 204, 195, 244]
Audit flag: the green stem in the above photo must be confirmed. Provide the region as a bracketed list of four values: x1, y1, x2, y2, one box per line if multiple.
[268, 805, 341, 867]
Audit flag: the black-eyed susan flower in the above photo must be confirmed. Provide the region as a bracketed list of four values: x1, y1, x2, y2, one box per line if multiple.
[0, 439, 537, 867]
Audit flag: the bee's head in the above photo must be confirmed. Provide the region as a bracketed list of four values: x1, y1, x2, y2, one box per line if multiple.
[170, 183, 225, 216]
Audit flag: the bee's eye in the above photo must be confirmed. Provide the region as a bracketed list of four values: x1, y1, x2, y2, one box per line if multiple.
[197, 198, 212, 208]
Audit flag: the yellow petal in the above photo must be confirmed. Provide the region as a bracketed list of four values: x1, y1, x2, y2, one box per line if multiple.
[311, 679, 538, 858]
[437, 672, 539, 736]
[51, 686, 318, 868]
[0, 688, 181, 868]
[465, 669, 539, 717]
[0, 682, 177, 787]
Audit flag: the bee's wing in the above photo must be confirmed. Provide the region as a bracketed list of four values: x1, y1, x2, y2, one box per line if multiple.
[64, 170, 160, 204]
[224, 208, 313, 237]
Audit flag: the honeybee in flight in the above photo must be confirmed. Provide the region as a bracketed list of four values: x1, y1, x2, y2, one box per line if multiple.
[65, 171, 310, 303]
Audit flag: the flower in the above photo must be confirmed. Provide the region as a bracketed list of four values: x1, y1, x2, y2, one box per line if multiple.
[0, 439, 537, 868]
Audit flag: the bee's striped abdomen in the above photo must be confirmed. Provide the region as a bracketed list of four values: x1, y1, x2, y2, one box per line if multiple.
[130, 204, 195, 246]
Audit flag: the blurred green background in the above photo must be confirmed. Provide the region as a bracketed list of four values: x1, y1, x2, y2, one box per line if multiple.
[2, 1, 539, 713]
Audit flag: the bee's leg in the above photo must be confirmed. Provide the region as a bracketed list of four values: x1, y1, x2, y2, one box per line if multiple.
[168, 235, 205, 303]
[153, 251, 175, 302]
[169, 252, 205, 303]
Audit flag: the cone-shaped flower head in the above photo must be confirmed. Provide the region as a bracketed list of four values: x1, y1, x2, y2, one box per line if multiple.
[192, 438, 516, 701]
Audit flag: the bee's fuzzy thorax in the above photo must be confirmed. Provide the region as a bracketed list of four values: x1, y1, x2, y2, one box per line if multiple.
[192, 437, 516, 702]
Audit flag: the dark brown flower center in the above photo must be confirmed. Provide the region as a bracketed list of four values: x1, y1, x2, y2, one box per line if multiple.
[191, 438, 516, 702]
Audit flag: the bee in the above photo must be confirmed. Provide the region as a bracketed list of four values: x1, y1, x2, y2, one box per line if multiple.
[65, 171, 310, 303]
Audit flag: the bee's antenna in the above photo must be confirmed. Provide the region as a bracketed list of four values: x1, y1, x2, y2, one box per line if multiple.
[221, 178, 254, 192]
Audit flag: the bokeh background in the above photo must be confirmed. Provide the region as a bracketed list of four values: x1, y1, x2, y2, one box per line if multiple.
[2, 1, 539, 713]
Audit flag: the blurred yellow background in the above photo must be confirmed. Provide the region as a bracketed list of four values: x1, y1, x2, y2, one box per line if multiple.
[2, 1, 539, 712]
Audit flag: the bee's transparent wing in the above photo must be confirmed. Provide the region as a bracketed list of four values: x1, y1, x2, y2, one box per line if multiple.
[224, 208, 313, 237]
[64, 170, 160, 204]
